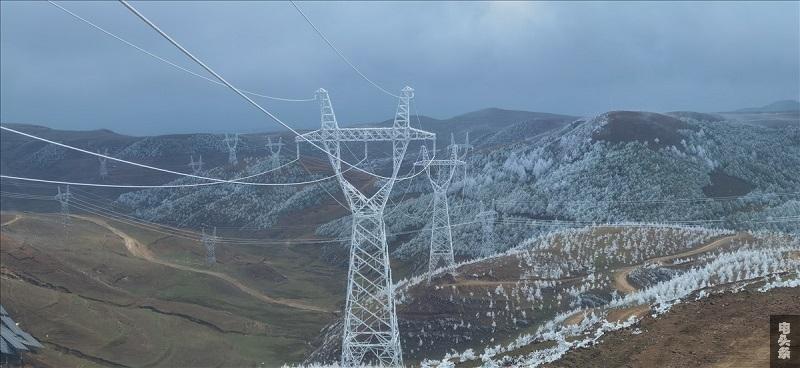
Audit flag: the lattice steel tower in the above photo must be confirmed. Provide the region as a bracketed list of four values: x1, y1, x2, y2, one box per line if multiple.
[265, 136, 284, 169]
[448, 132, 472, 181]
[224, 133, 239, 165]
[189, 154, 204, 174]
[415, 145, 464, 281]
[202, 226, 217, 265]
[55, 186, 72, 238]
[296, 87, 435, 367]
[98, 149, 109, 180]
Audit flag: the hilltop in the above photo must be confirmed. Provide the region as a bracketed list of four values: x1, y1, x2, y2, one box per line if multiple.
[4, 108, 797, 266]
[317, 109, 799, 273]
[733, 99, 800, 113]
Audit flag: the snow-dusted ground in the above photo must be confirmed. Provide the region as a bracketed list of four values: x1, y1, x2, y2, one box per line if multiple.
[419, 234, 798, 367]
[319, 114, 800, 270]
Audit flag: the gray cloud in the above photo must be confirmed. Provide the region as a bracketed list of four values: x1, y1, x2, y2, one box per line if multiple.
[1, 1, 798, 135]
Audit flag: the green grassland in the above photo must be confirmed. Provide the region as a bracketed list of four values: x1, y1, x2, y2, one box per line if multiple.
[0, 212, 345, 367]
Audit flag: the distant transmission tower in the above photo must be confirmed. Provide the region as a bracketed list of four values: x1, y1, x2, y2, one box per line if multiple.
[202, 226, 217, 265]
[265, 136, 284, 168]
[296, 87, 435, 367]
[98, 148, 109, 180]
[448, 132, 472, 181]
[188, 154, 204, 174]
[224, 133, 239, 165]
[477, 201, 498, 255]
[55, 186, 72, 238]
[415, 145, 464, 281]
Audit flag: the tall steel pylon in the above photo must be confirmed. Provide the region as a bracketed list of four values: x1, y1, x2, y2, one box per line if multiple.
[477, 201, 497, 255]
[448, 132, 472, 181]
[189, 154, 204, 174]
[202, 226, 217, 265]
[55, 185, 71, 239]
[415, 145, 464, 281]
[224, 133, 239, 165]
[296, 87, 435, 367]
[98, 148, 109, 180]
[265, 136, 284, 168]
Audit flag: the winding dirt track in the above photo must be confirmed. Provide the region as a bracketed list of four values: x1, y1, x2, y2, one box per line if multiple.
[565, 234, 749, 326]
[447, 275, 586, 288]
[72, 215, 332, 314]
[1, 214, 21, 227]
[613, 233, 749, 294]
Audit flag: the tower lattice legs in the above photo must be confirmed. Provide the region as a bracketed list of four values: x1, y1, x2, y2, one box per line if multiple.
[341, 212, 402, 367]
[415, 145, 463, 282]
[296, 86, 434, 367]
[428, 189, 455, 279]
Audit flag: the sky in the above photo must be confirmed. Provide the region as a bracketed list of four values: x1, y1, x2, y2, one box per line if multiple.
[1, 1, 798, 135]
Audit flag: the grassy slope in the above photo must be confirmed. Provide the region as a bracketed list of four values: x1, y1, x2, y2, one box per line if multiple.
[0, 212, 344, 367]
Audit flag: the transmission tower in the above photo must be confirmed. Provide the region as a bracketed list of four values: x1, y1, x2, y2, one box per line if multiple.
[296, 87, 435, 367]
[55, 186, 72, 238]
[448, 132, 472, 181]
[477, 200, 498, 255]
[98, 148, 109, 180]
[224, 133, 239, 165]
[265, 136, 284, 168]
[189, 154, 204, 174]
[415, 145, 464, 281]
[202, 226, 217, 265]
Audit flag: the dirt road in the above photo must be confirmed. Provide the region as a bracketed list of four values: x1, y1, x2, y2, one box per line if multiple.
[447, 275, 586, 288]
[613, 233, 748, 294]
[73, 215, 332, 314]
[1, 214, 21, 227]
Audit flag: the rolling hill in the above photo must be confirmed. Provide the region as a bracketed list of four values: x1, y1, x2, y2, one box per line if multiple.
[2, 106, 799, 367]
[303, 225, 798, 365]
[733, 99, 800, 113]
[317, 109, 800, 274]
[0, 212, 344, 367]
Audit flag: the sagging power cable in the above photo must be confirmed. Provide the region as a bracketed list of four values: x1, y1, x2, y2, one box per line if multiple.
[48, 1, 315, 102]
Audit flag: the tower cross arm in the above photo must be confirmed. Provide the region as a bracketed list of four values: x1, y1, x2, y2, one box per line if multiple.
[413, 158, 465, 167]
[295, 127, 435, 143]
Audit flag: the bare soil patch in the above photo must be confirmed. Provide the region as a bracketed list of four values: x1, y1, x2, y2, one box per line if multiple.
[544, 287, 800, 368]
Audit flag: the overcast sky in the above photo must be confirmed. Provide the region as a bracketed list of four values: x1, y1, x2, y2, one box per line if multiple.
[1, 1, 798, 135]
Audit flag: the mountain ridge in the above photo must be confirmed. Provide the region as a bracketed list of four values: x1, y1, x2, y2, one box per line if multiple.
[732, 99, 800, 113]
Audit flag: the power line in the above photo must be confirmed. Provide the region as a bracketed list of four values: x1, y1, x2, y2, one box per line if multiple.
[117, 0, 417, 183]
[3, 190, 794, 249]
[0, 189, 473, 245]
[0, 161, 346, 188]
[6, 119, 797, 193]
[289, 1, 401, 99]
[0, 191, 53, 201]
[495, 216, 800, 226]
[47, 1, 315, 102]
[67, 187, 336, 231]
[298, 158, 349, 210]
[0, 125, 253, 184]
[10, 0, 439, 184]
[0, 126, 377, 187]
[492, 192, 800, 205]
[2, 123, 431, 188]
